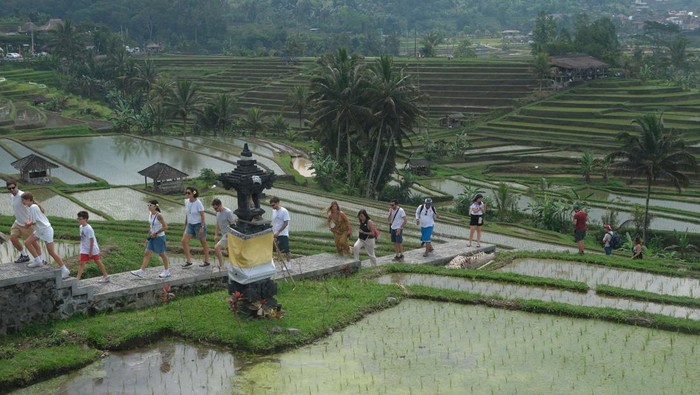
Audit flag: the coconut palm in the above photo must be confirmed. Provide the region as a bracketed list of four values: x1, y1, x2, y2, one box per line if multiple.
[45, 20, 84, 61]
[166, 80, 203, 136]
[580, 151, 595, 183]
[241, 107, 267, 137]
[364, 55, 425, 197]
[310, 48, 370, 185]
[286, 85, 309, 129]
[492, 183, 520, 221]
[606, 113, 697, 241]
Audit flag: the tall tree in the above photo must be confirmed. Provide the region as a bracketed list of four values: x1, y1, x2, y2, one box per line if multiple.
[310, 48, 369, 184]
[606, 113, 697, 241]
[166, 80, 203, 136]
[365, 56, 425, 198]
[45, 20, 84, 62]
[531, 12, 556, 55]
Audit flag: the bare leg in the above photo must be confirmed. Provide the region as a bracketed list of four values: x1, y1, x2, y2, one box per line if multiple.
[199, 236, 210, 262]
[468, 226, 475, 247]
[214, 244, 225, 267]
[24, 234, 41, 259]
[159, 253, 169, 269]
[182, 233, 193, 262]
[45, 242, 65, 267]
[10, 234, 24, 252]
[141, 249, 153, 270]
[95, 257, 109, 277]
[77, 262, 86, 280]
[476, 226, 482, 247]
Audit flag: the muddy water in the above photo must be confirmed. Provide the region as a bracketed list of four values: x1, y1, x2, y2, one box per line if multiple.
[0, 241, 79, 264]
[500, 259, 700, 298]
[377, 273, 700, 320]
[15, 301, 699, 394]
[291, 156, 314, 177]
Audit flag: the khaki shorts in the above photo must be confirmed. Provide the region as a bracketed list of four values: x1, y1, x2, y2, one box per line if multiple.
[11, 222, 33, 240]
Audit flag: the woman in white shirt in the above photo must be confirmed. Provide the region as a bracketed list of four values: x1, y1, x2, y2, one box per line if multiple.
[21, 192, 70, 279]
[468, 193, 486, 248]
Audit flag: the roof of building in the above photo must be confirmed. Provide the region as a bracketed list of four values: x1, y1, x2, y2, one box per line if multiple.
[406, 158, 432, 167]
[11, 154, 59, 171]
[549, 55, 609, 69]
[138, 162, 188, 180]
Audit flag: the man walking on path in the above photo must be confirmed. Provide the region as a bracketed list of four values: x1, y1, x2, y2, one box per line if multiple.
[388, 199, 407, 262]
[212, 198, 236, 270]
[573, 203, 587, 255]
[6, 180, 39, 263]
[416, 198, 439, 257]
[270, 197, 291, 269]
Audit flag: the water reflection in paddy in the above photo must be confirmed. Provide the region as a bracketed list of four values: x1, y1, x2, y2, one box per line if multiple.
[0, 139, 95, 184]
[26, 136, 236, 185]
[377, 273, 700, 319]
[11, 341, 239, 395]
[0, 241, 79, 264]
[500, 259, 700, 298]
[0, 188, 104, 220]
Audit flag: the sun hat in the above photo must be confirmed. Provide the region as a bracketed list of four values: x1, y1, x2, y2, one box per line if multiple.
[424, 198, 433, 204]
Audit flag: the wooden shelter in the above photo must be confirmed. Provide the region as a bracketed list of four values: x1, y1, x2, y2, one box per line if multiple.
[439, 113, 465, 128]
[138, 162, 188, 194]
[550, 55, 609, 84]
[11, 154, 58, 184]
[405, 158, 432, 176]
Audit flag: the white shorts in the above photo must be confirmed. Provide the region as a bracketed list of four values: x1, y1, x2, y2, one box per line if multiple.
[34, 227, 54, 243]
[216, 233, 228, 249]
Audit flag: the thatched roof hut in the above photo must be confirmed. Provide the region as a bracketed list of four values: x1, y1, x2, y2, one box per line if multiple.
[11, 154, 58, 184]
[138, 162, 188, 194]
[550, 55, 609, 82]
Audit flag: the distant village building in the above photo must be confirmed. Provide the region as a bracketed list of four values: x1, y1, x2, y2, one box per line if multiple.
[439, 113, 466, 128]
[138, 162, 188, 194]
[11, 154, 58, 184]
[404, 158, 432, 176]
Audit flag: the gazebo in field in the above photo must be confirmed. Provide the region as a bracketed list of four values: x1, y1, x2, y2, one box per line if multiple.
[549, 55, 610, 84]
[138, 162, 188, 194]
[404, 158, 433, 176]
[11, 154, 58, 184]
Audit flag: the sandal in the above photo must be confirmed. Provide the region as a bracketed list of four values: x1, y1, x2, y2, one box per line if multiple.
[199, 262, 211, 268]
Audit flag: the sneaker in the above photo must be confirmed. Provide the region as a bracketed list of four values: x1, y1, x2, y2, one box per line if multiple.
[131, 269, 145, 278]
[423, 252, 429, 257]
[14, 255, 30, 264]
[182, 262, 193, 268]
[61, 265, 70, 279]
[199, 262, 210, 268]
[159, 269, 171, 278]
[98, 276, 110, 283]
[27, 260, 45, 268]
[391, 255, 400, 262]
[398, 255, 404, 261]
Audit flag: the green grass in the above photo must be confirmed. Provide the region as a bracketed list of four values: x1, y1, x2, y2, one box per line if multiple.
[596, 284, 700, 308]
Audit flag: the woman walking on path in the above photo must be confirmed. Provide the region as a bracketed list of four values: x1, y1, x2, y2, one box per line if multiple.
[20, 192, 70, 279]
[468, 194, 486, 248]
[181, 187, 210, 268]
[353, 209, 378, 265]
[327, 201, 352, 256]
[131, 200, 171, 278]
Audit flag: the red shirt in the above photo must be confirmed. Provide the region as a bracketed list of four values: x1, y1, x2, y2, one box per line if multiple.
[574, 210, 587, 231]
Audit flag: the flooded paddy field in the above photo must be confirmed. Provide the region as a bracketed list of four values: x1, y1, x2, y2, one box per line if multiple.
[14, 300, 700, 394]
[500, 259, 700, 298]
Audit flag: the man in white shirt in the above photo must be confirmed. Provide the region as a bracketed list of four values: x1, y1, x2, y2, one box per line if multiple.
[270, 197, 291, 267]
[416, 198, 439, 257]
[212, 198, 236, 270]
[388, 199, 407, 262]
[6, 180, 39, 263]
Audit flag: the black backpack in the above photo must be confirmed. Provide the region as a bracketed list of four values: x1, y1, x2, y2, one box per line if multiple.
[609, 232, 621, 249]
[419, 204, 437, 216]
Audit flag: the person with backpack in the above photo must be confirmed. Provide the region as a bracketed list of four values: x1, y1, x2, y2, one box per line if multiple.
[602, 224, 619, 255]
[416, 198, 439, 257]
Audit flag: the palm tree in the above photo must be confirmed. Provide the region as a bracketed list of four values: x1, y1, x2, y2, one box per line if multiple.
[606, 113, 697, 241]
[286, 85, 309, 129]
[198, 94, 237, 135]
[166, 80, 203, 136]
[310, 48, 369, 185]
[364, 56, 425, 197]
[45, 20, 84, 61]
[492, 183, 520, 221]
[580, 151, 595, 183]
[241, 107, 267, 137]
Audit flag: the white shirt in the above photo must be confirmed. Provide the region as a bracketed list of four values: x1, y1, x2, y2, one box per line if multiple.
[416, 205, 437, 228]
[272, 206, 290, 236]
[149, 212, 165, 237]
[470, 202, 484, 216]
[80, 224, 100, 255]
[185, 199, 204, 225]
[389, 207, 406, 230]
[28, 204, 51, 232]
[11, 189, 30, 225]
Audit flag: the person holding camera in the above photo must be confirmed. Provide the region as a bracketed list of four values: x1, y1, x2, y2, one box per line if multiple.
[468, 194, 486, 248]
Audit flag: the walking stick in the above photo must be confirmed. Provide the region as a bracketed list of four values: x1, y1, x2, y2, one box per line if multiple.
[273, 238, 295, 288]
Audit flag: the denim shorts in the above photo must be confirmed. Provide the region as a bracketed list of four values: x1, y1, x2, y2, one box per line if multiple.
[147, 235, 167, 254]
[185, 223, 207, 238]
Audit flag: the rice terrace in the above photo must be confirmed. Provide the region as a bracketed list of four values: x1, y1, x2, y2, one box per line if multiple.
[1, 2, 700, 393]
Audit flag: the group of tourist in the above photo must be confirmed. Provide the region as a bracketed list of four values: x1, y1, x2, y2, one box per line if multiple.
[572, 204, 643, 259]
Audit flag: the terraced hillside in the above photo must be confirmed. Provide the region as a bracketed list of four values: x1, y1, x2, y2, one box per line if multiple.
[475, 80, 700, 150]
[147, 56, 540, 122]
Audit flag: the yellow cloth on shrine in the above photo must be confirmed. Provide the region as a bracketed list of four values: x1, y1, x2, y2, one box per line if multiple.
[227, 231, 273, 268]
